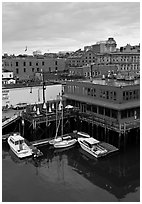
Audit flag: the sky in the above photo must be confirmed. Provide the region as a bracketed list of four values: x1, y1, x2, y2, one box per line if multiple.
[2, 2, 140, 55]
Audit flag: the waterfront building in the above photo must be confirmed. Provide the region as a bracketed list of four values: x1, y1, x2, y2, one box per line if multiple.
[64, 79, 140, 136]
[2, 55, 67, 80]
[2, 81, 62, 108]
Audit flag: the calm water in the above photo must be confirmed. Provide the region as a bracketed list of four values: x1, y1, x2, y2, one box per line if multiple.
[2, 142, 140, 202]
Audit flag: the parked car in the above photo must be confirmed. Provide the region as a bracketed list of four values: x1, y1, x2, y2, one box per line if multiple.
[12, 103, 27, 110]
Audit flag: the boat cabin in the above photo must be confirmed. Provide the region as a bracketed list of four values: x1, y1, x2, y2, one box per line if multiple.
[9, 134, 25, 146]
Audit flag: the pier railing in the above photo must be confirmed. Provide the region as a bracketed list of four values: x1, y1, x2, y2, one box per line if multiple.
[78, 111, 140, 133]
[22, 107, 79, 124]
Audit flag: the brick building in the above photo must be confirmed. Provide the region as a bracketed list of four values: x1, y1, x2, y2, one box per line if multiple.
[2, 56, 67, 80]
[67, 38, 140, 78]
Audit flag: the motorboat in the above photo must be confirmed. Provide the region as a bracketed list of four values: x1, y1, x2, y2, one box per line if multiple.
[78, 137, 108, 158]
[7, 133, 33, 158]
[54, 136, 77, 149]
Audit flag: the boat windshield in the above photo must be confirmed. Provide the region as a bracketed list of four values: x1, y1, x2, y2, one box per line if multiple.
[19, 140, 24, 144]
[82, 140, 92, 148]
[15, 140, 24, 145]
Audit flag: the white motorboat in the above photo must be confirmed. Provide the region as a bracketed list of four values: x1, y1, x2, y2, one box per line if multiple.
[78, 137, 108, 158]
[7, 133, 33, 158]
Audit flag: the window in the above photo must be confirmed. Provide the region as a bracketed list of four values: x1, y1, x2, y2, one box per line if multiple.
[29, 62, 32, 66]
[42, 61, 45, 66]
[37, 68, 39, 72]
[55, 61, 57, 65]
[16, 62, 18, 66]
[16, 68, 19, 74]
[99, 106, 104, 115]
[87, 104, 91, 111]
[23, 62, 26, 66]
[87, 88, 91, 96]
[92, 105, 97, 113]
[111, 109, 117, 119]
[32, 68, 34, 72]
[36, 62, 38, 66]
[55, 67, 58, 72]
[24, 68, 26, 72]
[105, 108, 110, 117]
[49, 67, 51, 73]
[121, 110, 127, 119]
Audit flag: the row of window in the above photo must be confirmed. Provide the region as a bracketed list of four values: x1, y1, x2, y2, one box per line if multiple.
[118, 64, 139, 71]
[69, 55, 140, 65]
[5, 61, 58, 67]
[16, 67, 58, 74]
[123, 90, 139, 100]
[67, 86, 117, 101]
[84, 71, 101, 77]
[100, 90, 116, 100]
[67, 99, 140, 120]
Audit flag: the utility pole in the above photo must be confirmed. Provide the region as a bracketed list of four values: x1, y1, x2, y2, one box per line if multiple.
[42, 69, 45, 104]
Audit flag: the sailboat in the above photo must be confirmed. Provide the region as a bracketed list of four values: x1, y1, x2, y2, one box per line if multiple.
[49, 93, 77, 149]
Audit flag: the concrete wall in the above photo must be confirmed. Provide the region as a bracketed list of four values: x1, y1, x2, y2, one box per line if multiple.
[2, 84, 62, 107]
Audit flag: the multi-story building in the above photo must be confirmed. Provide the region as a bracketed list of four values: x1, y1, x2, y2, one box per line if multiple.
[120, 44, 140, 53]
[67, 38, 140, 78]
[64, 79, 140, 135]
[2, 55, 67, 80]
[69, 64, 118, 78]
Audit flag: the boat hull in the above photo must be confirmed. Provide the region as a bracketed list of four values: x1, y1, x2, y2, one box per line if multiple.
[54, 139, 77, 149]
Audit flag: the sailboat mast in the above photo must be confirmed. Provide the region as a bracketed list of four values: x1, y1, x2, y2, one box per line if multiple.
[61, 93, 63, 136]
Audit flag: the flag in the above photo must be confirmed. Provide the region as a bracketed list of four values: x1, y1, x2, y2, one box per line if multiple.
[25, 46, 27, 52]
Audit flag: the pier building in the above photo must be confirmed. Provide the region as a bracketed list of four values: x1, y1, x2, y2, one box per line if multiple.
[64, 79, 140, 147]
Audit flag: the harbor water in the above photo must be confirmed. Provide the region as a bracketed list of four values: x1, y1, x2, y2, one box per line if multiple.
[2, 140, 140, 202]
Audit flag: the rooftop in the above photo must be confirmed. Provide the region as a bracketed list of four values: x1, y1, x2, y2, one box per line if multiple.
[2, 81, 61, 89]
[78, 79, 140, 87]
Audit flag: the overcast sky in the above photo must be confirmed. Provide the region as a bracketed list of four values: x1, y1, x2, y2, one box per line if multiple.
[2, 2, 140, 55]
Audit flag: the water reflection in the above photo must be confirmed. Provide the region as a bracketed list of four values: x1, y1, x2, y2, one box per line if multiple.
[2, 142, 140, 202]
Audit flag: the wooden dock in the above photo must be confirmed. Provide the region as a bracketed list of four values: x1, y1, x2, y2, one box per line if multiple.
[22, 108, 78, 125]
[2, 114, 20, 129]
[30, 138, 51, 146]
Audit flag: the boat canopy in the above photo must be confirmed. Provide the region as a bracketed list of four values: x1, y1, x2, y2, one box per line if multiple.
[10, 134, 24, 142]
[83, 137, 99, 145]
